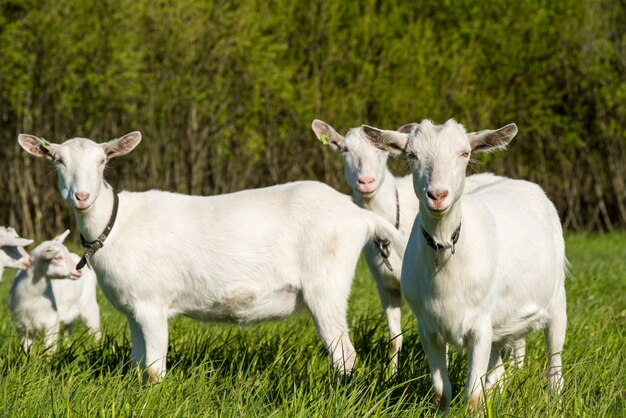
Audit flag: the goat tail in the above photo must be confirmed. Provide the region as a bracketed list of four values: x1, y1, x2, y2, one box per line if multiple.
[363, 210, 404, 260]
[563, 256, 573, 280]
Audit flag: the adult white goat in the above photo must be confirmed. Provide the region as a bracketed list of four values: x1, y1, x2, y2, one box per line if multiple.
[18, 132, 403, 382]
[361, 119, 567, 411]
[311, 119, 526, 371]
[8, 230, 101, 353]
[0, 226, 32, 279]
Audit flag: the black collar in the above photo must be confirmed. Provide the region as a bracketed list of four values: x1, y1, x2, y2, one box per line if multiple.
[373, 187, 400, 271]
[421, 221, 462, 266]
[76, 191, 119, 270]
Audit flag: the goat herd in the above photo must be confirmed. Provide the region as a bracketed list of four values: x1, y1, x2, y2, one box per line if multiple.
[0, 118, 567, 412]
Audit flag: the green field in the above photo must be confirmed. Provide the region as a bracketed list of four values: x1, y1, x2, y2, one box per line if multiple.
[0, 233, 624, 417]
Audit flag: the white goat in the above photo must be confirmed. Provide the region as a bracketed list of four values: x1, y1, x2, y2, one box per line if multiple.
[0, 226, 33, 280]
[8, 230, 101, 353]
[18, 132, 403, 382]
[311, 119, 524, 371]
[361, 120, 567, 411]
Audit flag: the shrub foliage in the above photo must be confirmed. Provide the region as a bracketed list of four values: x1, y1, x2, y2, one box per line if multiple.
[1, 0, 624, 236]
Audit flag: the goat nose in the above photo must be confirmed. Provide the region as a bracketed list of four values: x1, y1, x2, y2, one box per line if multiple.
[358, 176, 375, 185]
[427, 189, 449, 203]
[20, 256, 31, 268]
[74, 192, 90, 202]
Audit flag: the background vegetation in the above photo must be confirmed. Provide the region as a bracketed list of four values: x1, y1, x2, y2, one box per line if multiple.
[0, 0, 625, 238]
[0, 2, 624, 416]
[0, 234, 624, 416]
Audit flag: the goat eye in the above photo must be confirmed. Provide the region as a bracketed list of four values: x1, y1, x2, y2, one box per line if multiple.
[406, 152, 418, 161]
[51, 152, 63, 164]
[460, 151, 470, 158]
[99, 158, 106, 165]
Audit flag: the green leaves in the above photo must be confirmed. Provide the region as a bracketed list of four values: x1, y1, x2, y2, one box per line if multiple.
[0, 0, 624, 235]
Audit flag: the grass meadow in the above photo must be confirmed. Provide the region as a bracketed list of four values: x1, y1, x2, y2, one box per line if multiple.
[0, 233, 624, 417]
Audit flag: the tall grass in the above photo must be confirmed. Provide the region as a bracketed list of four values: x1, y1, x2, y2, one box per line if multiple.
[0, 233, 624, 416]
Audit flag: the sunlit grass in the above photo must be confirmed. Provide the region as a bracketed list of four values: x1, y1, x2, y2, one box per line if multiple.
[0, 233, 624, 416]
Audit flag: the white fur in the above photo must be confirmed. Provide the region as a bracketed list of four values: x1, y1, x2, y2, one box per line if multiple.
[8, 230, 101, 353]
[312, 120, 517, 371]
[361, 120, 567, 411]
[18, 132, 404, 382]
[0, 226, 33, 280]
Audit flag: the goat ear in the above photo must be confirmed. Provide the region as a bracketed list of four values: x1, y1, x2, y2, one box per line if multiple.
[53, 229, 71, 243]
[18, 134, 57, 159]
[0, 237, 33, 247]
[468, 123, 518, 153]
[397, 123, 418, 134]
[360, 125, 408, 156]
[104, 131, 142, 159]
[311, 119, 344, 151]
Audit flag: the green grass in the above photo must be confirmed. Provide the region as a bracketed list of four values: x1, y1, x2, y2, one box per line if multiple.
[0, 233, 624, 417]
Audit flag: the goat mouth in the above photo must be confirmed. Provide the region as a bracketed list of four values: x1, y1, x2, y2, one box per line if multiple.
[427, 206, 449, 216]
[74, 202, 93, 212]
[358, 186, 379, 198]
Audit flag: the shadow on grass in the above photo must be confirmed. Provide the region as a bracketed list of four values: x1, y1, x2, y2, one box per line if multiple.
[5, 312, 476, 415]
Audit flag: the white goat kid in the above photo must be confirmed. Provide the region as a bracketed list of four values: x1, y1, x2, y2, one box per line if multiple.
[311, 119, 521, 371]
[8, 230, 101, 353]
[0, 226, 33, 280]
[18, 132, 403, 383]
[362, 120, 567, 411]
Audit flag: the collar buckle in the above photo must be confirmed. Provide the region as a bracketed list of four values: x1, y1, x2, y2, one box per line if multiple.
[421, 221, 462, 266]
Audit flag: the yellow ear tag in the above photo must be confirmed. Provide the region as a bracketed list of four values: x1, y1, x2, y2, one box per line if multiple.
[320, 134, 329, 145]
[40, 137, 52, 151]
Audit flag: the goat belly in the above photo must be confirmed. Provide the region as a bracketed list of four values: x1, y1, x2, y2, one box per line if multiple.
[175, 285, 303, 325]
[491, 305, 551, 342]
